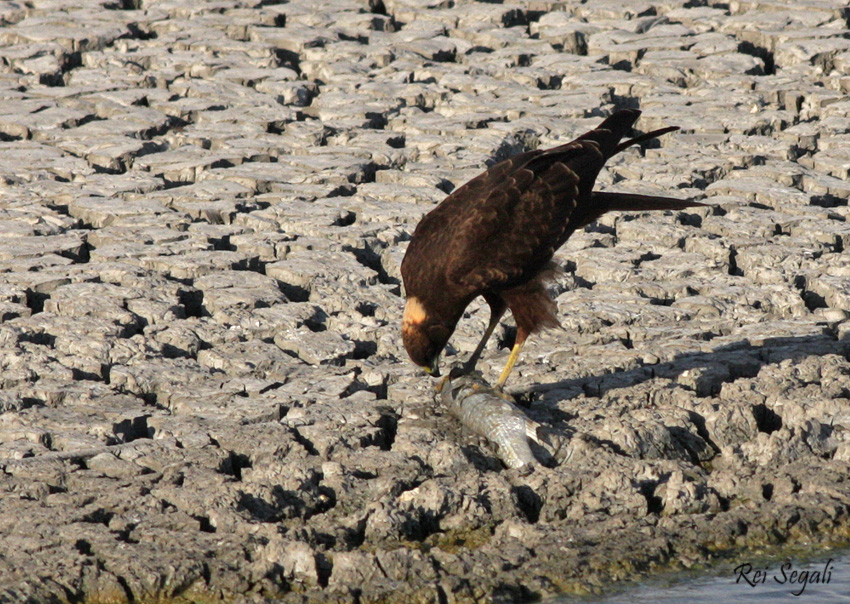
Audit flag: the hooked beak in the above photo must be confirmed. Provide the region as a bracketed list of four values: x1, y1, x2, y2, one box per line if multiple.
[422, 355, 441, 378]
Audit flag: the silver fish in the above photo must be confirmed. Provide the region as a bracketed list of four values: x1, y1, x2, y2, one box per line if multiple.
[437, 371, 546, 470]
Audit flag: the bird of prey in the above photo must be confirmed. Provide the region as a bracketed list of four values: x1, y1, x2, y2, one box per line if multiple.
[401, 109, 706, 387]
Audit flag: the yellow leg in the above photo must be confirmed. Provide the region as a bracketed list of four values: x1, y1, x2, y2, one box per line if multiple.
[496, 338, 526, 389]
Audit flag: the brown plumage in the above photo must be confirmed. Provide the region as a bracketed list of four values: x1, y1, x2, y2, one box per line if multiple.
[401, 109, 706, 386]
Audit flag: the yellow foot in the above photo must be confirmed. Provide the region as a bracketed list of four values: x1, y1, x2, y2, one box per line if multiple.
[496, 340, 525, 389]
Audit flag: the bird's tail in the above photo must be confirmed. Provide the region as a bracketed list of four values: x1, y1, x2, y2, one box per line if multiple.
[582, 110, 707, 217]
[578, 109, 679, 159]
[592, 191, 707, 212]
[572, 191, 706, 230]
[575, 109, 639, 157]
[613, 125, 679, 155]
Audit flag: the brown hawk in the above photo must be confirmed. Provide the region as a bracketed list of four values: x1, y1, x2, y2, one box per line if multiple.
[401, 109, 706, 387]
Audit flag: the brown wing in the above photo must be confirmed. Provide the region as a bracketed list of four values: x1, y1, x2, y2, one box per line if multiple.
[442, 141, 599, 293]
[401, 109, 694, 301]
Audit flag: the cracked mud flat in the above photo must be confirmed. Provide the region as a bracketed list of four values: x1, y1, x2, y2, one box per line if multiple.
[1, 0, 850, 602]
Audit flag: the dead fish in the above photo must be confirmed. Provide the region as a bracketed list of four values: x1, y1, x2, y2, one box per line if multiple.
[437, 371, 545, 470]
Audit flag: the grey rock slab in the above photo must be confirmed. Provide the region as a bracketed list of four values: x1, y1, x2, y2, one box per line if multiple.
[530, 13, 602, 52]
[196, 339, 301, 379]
[299, 56, 383, 84]
[803, 273, 850, 313]
[126, 297, 186, 326]
[281, 396, 395, 460]
[67, 196, 177, 228]
[637, 98, 729, 135]
[809, 145, 850, 180]
[701, 204, 781, 240]
[663, 6, 733, 31]
[193, 270, 288, 322]
[799, 170, 850, 203]
[145, 182, 258, 223]
[346, 79, 450, 111]
[108, 357, 222, 405]
[192, 103, 298, 132]
[587, 24, 696, 66]
[86, 241, 186, 265]
[64, 107, 174, 140]
[86, 451, 147, 479]
[144, 179, 254, 203]
[161, 122, 269, 153]
[0, 105, 92, 140]
[74, 172, 166, 198]
[313, 90, 405, 126]
[198, 162, 345, 192]
[0, 13, 130, 52]
[265, 248, 378, 295]
[228, 231, 295, 262]
[632, 250, 735, 284]
[695, 282, 810, 320]
[145, 323, 204, 359]
[238, 303, 328, 340]
[272, 367, 361, 401]
[705, 175, 811, 207]
[280, 119, 331, 148]
[350, 184, 445, 223]
[774, 36, 850, 70]
[212, 133, 300, 164]
[1, 339, 76, 386]
[736, 22, 850, 58]
[133, 146, 244, 184]
[75, 89, 158, 117]
[0, 205, 74, 237]
[0, 233, 86, 263]
[248, 23, 339, 54]
[448, 24, 529, 51]
[781, 214, 850, 251]
[734, 238, 833, 285]
[0, 1, 27, 24]
[62, 137, 161, 174]
[146, 95, 232, 122]
[615, 217, 705, 251]
[274, 327, 356, 366]
[725, 132, 799, 162]
[636, 50, 765, 84]
[234, 197, 357, 235]
[42, 281, 141, 325]
[277, 150, 377, 184]
[0, 141, 94, 182]
[86, 226, 196, 250]
[0, 43, 65, 80]
[138, 250, 256, 281]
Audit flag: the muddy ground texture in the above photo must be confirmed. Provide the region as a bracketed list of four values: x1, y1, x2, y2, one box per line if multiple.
[2, 0, 850, 602]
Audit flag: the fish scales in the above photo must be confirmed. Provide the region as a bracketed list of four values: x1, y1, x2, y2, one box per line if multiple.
[439, 373, 541, 469]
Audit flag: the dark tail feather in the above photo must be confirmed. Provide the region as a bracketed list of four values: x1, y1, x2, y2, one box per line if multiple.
[548, 109, 677, 160]
[614, 126, 679, 154]
[593, 191, 707, 212]
[577, 110, 679, 159]
[576, 109, 642, 156]
[582, 109, 641, 139]
[574, 191, 706, 229]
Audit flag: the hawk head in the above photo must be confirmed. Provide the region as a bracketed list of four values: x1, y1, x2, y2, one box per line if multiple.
[401, 297, 451, 377]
